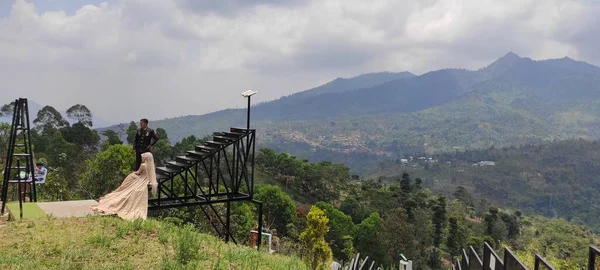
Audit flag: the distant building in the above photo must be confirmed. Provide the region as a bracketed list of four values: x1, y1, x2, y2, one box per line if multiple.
[477, 161, 496, 166]
[400, 159, 409, 164]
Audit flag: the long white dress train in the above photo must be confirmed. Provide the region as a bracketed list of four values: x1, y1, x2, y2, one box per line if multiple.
[91, 153, 158, 220]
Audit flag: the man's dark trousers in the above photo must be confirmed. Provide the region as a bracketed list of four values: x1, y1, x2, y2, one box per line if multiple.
[134, 147, 149, 171]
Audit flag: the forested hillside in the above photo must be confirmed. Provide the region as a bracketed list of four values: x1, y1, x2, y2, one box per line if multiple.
[1, 102, 598, 269]
[98, 53, 600, 171]
[367, 139, 600, 233]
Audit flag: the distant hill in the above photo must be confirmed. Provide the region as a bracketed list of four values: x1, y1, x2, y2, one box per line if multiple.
[367, 139, 600, 233]
[100, 53, 600, 171]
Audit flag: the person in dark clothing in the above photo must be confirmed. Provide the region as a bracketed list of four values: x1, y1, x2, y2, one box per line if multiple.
[134, 118, 159, 170]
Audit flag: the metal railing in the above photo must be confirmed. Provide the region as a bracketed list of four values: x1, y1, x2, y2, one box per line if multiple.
[504, 247, 527, 270]
[589, 246, 600, 270]
[453, 243, 600, 270]
[534, 254, 555, 270]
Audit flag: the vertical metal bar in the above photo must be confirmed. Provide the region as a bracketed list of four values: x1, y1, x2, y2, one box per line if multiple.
[1, 99, 19, 214]
[251, 131, 255, 198]
[17, 159, 23, 220]
[589, 246, 595, 270]
[225, 201, 231, 242]
[246, 96, 251, 131]
[257, 201, 263, 250]
[24, 99, 36, 202]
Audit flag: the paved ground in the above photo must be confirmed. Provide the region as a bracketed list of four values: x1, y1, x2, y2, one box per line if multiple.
[37, 200, 98, 218]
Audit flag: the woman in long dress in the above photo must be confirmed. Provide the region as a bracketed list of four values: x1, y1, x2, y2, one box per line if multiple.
[91, 152, 158, 220]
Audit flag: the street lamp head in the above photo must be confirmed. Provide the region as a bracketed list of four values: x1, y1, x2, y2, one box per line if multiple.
[241, 90, 257, 98]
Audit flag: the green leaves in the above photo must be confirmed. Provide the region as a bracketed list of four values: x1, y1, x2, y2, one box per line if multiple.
[300, 206, 332, 270]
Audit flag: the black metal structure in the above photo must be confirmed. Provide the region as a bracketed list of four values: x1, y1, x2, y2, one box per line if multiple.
[1, 98, 36, 215]
[534, 254, 555, 270]
[148, 94, 263, 249]
[454, 243, 600, 270]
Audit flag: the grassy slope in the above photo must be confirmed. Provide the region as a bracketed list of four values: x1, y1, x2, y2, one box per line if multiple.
[0, 217, 307, 270]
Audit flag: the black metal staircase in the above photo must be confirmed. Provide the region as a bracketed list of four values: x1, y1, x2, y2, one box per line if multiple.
[1, 98, 36, 215]
[149, 127, 263, 247]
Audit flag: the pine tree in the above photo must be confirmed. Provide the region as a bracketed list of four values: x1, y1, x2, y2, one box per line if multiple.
[300, 206, 332, 270]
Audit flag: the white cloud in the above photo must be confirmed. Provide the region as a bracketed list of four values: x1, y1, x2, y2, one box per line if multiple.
[0, 0, 599, 124]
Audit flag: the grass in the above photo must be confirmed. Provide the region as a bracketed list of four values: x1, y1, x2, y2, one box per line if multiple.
[5, 202, 47, 221]
[0, 216, 308, 270]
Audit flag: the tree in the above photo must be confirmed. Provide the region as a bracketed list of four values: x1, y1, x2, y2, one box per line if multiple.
[340, 197, 369, 224]
[354, 212, 385, 266]
[126, 121, 137, 145]
[33, 106, 69, 134]
[432, 196, 448, 247]
[61, 122, 100, 150]
[150, 128, 172, 166]
[254, 185, 297, 236]
[66, 104, 93, 127]
[79, 144, 135, 198]
[300, 206, 332, 270]
[315, 201, 355, 261]
[0, 102, 15, 117]
[382, 208, 413, 266]
[447, 216, 467, 258]
[0, 123, 11, 160]
[400, 172, 412, 193]
[102, 130, 123, 147]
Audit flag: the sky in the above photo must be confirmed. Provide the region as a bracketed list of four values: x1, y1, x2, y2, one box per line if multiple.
[1, 0, 599, 125]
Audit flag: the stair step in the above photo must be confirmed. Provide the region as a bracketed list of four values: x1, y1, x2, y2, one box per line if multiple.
[14, 144, 26, 147]
[204, 140, 227, 148]
[220, 132, 245, 139]
[166, 161, 188, 169]
[186, 150, 209, 158]
[212, 136, 233, 143]
[12, 153, 31, 156]
[195, 145, 217, 153]
[176, 155, 200, 163]
[229, 127, 250, 134]
[156, 166, 180, 175]
[157, 174, 170, 181]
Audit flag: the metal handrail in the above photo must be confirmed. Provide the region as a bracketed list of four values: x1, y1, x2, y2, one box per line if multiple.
[589, 245, 600, 270]
[534, 254, 555, 270]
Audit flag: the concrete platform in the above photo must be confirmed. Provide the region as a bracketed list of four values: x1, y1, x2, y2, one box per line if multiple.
[37, 200, 98, 218]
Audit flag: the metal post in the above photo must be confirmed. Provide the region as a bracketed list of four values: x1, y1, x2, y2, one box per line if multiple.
[246, 96, 251, 131]
[257, 201, 263, 250]
[225, 201, 231, 242]
[17, 159, 23, 220]
[589, 246, 596, 270]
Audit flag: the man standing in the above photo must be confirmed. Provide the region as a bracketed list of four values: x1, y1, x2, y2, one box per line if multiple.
[133, 118, 159, 170]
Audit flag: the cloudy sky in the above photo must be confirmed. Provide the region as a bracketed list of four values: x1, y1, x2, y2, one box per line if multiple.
[1, 0, 599, 125]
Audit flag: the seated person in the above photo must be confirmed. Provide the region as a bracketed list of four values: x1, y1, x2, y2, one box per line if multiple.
[34, 162, 47, 183]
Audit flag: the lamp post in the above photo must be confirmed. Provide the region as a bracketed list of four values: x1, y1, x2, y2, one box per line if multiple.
[241, 90, 257, 130]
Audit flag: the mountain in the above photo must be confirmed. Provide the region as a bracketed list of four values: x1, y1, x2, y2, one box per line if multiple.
[97, 71, 416, 139]
[100, 53, 600, 171]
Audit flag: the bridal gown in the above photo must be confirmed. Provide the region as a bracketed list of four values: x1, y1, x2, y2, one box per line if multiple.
[91, 163, 151, 220]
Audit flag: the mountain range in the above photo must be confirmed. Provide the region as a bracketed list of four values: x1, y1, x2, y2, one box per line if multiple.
[100, 52, 600, 171]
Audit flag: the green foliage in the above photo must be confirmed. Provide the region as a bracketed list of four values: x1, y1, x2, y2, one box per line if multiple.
[354, 212, 385, 266]
[300, 206, 332, 270]
[101, 129, 123, 149]
[79, 144, 135, 198]
[254, 185, 297, 236]
[66, 104, 93, 127]
[33, 105, 69, 135]
[126, 121, 137, 145]
[339, 197, 369, 224]
[315, 201, 355, 261]
[255, 149, 350, 203]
